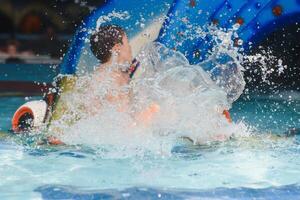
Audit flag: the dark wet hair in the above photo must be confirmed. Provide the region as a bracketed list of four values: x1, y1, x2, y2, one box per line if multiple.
[90, 25, 125, 63]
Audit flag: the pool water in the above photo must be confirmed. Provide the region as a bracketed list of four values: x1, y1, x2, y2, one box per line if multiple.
[0, 64, 58, 83]
[0, 92, 299, 199]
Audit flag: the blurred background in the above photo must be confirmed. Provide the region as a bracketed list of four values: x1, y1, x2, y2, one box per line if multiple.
[0, 0, 105, 96]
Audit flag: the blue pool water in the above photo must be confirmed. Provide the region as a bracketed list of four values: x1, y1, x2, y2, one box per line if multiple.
[0, 92, 299, 199]
[0, 64, 58, 83]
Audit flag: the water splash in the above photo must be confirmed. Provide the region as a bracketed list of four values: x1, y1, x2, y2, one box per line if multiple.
[96, 11, 130, 30]
[47, 12, 289, 156]
[50, 40, 250, 156]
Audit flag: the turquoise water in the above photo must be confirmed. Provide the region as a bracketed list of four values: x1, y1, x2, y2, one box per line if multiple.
[0, 64, 58, 83]
[0, 92, 299, 199]
[231, 92, 300, 133]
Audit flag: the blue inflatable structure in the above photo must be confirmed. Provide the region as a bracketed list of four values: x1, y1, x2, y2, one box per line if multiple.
[60, 0, 300, 74]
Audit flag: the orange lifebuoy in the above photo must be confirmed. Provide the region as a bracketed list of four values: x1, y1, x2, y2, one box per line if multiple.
[223, 110, 232, 123]
[12, 100, 48, 133]
[12, 106, 34, 132]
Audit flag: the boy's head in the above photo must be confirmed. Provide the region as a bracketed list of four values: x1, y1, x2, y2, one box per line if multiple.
[90, 25, 132, 64]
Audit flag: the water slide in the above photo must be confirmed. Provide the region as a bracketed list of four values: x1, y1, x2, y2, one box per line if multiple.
[61, 0, 300, 74]
[158, 0, 300, 63]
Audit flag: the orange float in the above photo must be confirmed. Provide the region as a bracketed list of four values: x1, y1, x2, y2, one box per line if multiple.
[11, 106, 34, 132]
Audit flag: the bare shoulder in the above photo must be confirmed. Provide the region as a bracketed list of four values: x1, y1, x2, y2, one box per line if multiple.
[92, 67, 106, 82]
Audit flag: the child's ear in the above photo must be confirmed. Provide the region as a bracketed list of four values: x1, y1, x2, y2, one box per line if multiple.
[112, 44, 121, 53]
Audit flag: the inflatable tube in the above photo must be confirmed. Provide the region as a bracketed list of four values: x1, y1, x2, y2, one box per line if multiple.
[12, 100, 47, 132]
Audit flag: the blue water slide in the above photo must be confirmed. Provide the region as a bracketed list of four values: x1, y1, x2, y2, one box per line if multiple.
[60, 0, 300, 74]
[158, 0, 300, 64]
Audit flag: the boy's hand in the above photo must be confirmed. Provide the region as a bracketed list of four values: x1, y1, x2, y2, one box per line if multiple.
[47, 136, 65, 145]
[135, 103, 160, 126]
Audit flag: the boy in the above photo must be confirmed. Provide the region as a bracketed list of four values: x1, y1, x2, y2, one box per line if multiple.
[48, 25, 158, 145]
[89, 25, 159, 122]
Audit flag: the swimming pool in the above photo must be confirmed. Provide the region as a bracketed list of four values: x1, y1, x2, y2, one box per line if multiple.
[0, 64, 59, 96]
[0, 91, 299, 199]
[1, 0, 299, 198]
